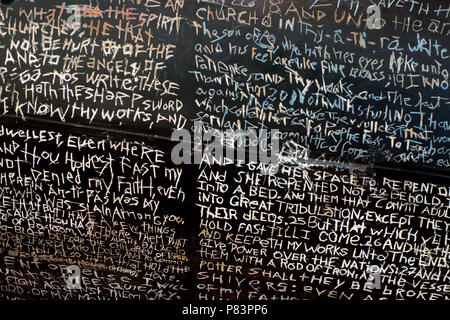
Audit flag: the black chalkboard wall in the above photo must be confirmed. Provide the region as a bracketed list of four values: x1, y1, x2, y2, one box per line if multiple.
[0, 0, 448, 301]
